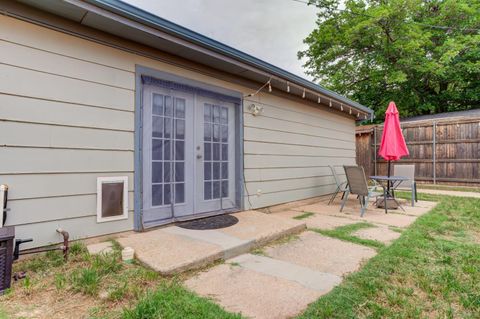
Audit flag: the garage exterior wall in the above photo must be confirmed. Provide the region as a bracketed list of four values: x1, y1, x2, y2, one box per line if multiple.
[0, 14, 355, 248]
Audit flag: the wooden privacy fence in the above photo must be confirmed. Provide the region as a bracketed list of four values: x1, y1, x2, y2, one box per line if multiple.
[356, 117, 480, 185]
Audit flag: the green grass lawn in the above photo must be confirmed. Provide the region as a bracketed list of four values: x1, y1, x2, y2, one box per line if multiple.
[299, 193, 480, 318]
[417, 184, 480, 193]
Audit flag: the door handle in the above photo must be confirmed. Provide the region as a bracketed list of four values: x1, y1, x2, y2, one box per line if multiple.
[196, 145, 202, 159]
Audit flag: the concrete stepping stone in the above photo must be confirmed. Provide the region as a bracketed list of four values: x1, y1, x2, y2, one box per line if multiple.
[117, 231, 223, 274]
[86, 241, 113, 255]
[265, 231, 376, 277]
[185, 263, 324, 319]
[275, 210, 359, 230]
[229, 254, 342, 292]
[352, 225, 401, 244]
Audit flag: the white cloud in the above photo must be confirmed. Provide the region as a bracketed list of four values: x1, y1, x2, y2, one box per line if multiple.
[123, 0, 318, 79]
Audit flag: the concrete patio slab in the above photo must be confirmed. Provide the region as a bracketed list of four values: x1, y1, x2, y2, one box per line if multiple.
[117, 210, 305, 274]
[352, 225, 401, 244]
[117, 230, 222, 275]
[275, 210, 359, 230]
[185, 264, 322, 319]
[265, 231, 376, 277]
[292, 197, 435, 228]
[220, 210, 306, 246]
[229, 254, 342, 293]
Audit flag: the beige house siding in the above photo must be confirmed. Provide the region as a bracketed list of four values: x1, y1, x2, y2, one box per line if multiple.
[0, 14, 355, 248]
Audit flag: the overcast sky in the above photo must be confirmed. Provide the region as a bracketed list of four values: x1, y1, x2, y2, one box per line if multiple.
[123, 0, 318, 79]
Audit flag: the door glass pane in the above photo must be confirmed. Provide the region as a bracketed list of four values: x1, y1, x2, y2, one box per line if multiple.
[213, 181, 220, 198]
[213, 162, 220, 180]
[164, 184, 171, 205]
[165, 96, 173, 116]
[175, 119, 185, 139]
[152, 116, 163, 138]
[204, 162, 212, 180]
[220, 107, 228, 124]
[213, 105, 220, 123]
[175, 162, 185, 182]
[152, 184, 163, 206]
[164, 118, 172, 138]
[152, 162, 163, 183]
[204, 143, 211, 161]
[204, 181, 212, 200]
[175, 98, 185, 118]
[175, 141, 184, 160]
[152, 139, 163, 160]
[221, 181, 228, 197]
[153, 94, 164, 115]
[175, 183, 184, 203]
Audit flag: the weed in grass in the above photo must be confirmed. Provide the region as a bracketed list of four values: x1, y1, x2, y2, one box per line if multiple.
[121, 281, 242, 319]
[311, 222, 385, 249]
[23, 276, 32, 295]
[54, 273, 66, 290]
[71, 268, 100, 296]
[92, 252, 122, 276]
[108, 281, 128, 301]
[293, 212, 314, 220]
[229, 262, 241, 267]
[69, 241, 87, 255]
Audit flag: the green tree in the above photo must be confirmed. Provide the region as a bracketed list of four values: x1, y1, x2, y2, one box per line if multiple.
[299, 0, 480, 120]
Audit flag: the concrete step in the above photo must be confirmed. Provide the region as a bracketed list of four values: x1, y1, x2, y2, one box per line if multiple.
[116, 210, 306, 275]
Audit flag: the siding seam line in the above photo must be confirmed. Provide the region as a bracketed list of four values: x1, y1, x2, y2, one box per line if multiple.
[0, 92, 134, 113]
[0, 62, 134, 91]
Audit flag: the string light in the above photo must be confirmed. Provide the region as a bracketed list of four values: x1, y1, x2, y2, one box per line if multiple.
[244, 77, 272, 98]
[243, 75, 370, 120]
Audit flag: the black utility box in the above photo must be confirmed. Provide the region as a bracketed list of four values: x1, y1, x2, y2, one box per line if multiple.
[0, 226, 14, 294]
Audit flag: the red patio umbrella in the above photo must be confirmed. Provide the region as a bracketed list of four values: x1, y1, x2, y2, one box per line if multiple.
[378, 101, 409, 180]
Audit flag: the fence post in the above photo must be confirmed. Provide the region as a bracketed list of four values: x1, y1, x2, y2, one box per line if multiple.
[433, 121, 436, 184]
[373, 126, 377, 176]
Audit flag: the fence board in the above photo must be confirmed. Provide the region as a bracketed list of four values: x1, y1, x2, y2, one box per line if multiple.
[356, 117, 480, 185]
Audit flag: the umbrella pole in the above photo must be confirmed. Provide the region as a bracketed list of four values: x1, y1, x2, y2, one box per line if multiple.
[387, 160, 391, 194]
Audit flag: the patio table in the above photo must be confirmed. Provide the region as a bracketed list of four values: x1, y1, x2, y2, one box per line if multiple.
[369, 175, 409, 214]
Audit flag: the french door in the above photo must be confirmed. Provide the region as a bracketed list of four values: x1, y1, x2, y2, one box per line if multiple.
[142, 85, 237, 227]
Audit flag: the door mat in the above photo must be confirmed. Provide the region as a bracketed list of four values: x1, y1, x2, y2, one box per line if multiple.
[177, 214, 239, 230]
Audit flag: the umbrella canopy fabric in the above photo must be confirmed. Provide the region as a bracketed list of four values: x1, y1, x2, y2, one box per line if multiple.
[378, 102, 409, 161]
